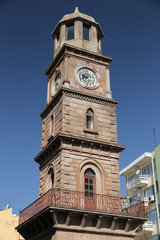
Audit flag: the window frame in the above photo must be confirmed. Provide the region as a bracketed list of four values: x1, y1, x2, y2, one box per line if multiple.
[146, 209, 158, 223]
[83, 23, 90, 41]
[86, 108, 94, 130]
[142, 163, 152, 176]
[47, 167, 54, 190]
[84, 168, 95, 198]
[144, 185, 155, 197]
[66, 22, 74, 40]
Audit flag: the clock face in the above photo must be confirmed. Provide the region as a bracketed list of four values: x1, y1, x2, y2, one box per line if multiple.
[55, 72, 61, 93]
[77, 68, 96, 87]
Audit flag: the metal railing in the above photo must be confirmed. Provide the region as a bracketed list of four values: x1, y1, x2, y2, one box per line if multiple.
[19, 188, 145, 225]
[127, 175, 148, 190]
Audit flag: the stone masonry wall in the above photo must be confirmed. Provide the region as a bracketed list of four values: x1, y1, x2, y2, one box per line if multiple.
[62, 94, 118, 144]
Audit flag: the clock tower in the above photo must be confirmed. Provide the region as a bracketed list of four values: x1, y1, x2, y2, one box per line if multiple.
[16, 7, 146, 240]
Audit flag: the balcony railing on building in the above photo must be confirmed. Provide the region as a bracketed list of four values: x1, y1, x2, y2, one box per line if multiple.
[127, 175, 148, 190]
[19, 188, 145, 225]
[138, 220, 153, 235]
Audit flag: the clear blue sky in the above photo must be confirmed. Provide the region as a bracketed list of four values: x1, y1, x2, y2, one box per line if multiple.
[0, 0, 160, 215]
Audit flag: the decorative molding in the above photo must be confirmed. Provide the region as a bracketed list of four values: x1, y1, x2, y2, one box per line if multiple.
[40, 87, 118, 118]
[63, 89, 117, 107]
[34, 133, 125, 168]
[45, 44, 112, 76]
[16, 206, 145, 239]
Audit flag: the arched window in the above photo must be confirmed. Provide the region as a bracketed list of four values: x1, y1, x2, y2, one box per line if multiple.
[48, 168, 54, 189]
[86, 108, 94, 129]
[84, 168, 95, 198]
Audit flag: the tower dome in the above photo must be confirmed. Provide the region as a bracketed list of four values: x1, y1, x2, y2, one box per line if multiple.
[52, 7, 104, 56]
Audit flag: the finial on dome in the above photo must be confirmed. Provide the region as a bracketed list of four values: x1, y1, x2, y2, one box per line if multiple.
[74, 7, 79, 13]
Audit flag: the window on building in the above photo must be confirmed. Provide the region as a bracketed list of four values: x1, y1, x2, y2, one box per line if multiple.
[83, 23, 90, 41]
[84, 168, 95, 198]
[144, 185, 155, 197]
[48, 168, 54, 189]
[142, 163, 152, 176]
[86, 108, 94, 129]
[66, 23, 74, 40]
[146, 209, 158, 223]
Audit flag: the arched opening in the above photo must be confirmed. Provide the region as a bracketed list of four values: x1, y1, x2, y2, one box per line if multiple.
[86, 108, 94, 130]
[84, 168, 95, 209]
[48, 168, 54, 190]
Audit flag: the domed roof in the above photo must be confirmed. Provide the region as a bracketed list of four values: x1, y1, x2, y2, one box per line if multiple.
[52, 7, 103, 38]
[60, 7, 95, 23]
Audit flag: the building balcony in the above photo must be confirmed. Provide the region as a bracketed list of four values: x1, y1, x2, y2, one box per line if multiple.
[127, 175, 148, 190]
[18, 188, 145, 225]
[138, 220, 153, 235]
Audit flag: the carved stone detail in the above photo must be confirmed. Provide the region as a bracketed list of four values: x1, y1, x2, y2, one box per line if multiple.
[63, 90, 116, 107]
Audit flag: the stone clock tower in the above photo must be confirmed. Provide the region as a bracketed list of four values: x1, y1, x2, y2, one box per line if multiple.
[16, 8, 146, 240]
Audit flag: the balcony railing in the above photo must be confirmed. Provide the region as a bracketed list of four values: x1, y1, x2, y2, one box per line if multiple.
[127, 175, 148, 190]
[19, 188, 145, 225]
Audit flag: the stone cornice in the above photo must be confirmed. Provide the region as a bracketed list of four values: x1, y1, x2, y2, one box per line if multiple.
[45, 44, 113, 76]
[40, 87, 118, 118]
[16, 206, 146, 240]
[34, 132, 126, 166]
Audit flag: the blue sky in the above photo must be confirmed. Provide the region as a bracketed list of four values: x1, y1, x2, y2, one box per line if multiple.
[0, 0, 160, 215]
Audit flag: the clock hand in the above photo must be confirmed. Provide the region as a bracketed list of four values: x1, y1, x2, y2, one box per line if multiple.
[82, 74, 88, 80]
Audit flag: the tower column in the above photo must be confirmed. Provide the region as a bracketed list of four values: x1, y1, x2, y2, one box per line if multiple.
[75, 20, 83, 40]
[60, 24, 66, 48]
[90, 25, 97, 44]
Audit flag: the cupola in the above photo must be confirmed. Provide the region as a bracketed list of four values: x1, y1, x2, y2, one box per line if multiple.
[52, 7, 104, 56]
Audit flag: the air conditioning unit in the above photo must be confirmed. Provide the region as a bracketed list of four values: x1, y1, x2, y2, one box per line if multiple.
[149, 195, 155, 203]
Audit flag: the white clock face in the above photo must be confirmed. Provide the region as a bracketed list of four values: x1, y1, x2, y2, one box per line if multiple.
[51, 72, 61, 96]
[77, 68, 96, 87]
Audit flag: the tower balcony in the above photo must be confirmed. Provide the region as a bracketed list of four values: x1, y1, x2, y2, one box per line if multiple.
[18, 188, 145, 225]
[127, 175, 148, 190]
[137, 220, 153, 235]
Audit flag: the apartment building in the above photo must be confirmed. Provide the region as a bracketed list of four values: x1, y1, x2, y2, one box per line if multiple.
[120, 145, 160, 240]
